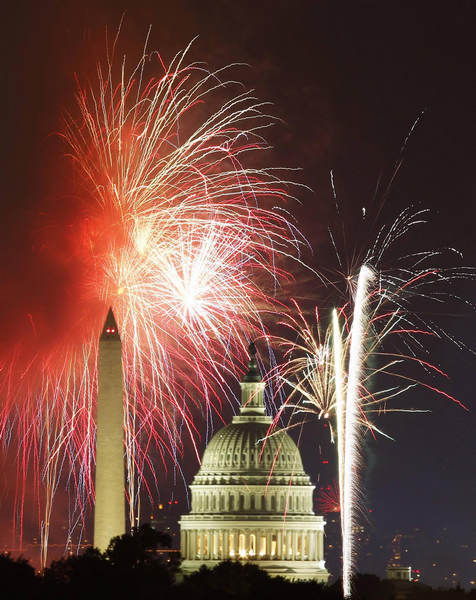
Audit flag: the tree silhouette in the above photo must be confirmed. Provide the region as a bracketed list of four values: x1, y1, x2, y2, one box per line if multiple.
[0, 552, 39, 597]
[43, 524, 176, 600]
[105, 523, 172, 569]
[178, 560, 341, 600]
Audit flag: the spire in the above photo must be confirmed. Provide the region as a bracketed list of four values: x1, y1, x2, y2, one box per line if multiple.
[100, 307, 121, 341]
[241, 341, 262, 383]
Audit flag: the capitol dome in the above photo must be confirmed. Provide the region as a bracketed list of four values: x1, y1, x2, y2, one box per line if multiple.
[179, 343, 329, 582]
[200, 420, 306, 476]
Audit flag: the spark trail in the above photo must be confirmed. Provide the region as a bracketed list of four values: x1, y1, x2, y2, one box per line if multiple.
[268, 207, 474, 597]
[342, 264, 374, 598]
[332, 309, 345, 525]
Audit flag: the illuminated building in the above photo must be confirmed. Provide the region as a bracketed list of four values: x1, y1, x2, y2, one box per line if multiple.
[93, 309, 126, 551]
[179, 343, 329, 581]
[386, 533, 413, 584]
[386, 566, 412, 581]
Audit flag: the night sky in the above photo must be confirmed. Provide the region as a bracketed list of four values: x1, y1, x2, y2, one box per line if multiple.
[2, 0, 476, 589]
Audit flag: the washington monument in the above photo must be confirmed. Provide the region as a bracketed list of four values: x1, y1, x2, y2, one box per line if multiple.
[94, 308, 126, 551]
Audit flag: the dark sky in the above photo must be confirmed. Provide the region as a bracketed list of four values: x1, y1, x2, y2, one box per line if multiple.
[2, 0, 476, 589]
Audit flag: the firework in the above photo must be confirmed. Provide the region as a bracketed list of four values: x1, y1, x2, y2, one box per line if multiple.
[269, 206, 473, 596]
[2, 38, 304, 563]
[341, 264, 374, 598]
[272, 207, 472, 437]
[269, 301, 336, 435]
[332, 309, 345, 526]
[316, 481, 340, 514]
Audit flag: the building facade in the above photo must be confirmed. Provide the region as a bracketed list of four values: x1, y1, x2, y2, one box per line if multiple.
[179, 344, 330, 582]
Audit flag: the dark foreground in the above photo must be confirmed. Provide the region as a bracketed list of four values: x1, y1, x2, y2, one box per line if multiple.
[2, 525, 474, 600]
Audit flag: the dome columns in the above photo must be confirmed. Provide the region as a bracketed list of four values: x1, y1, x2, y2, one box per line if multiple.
[239, 381, 266, 414]
[180, 519, 326, 563]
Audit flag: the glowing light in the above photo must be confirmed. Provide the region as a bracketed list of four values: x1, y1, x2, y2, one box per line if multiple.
[317, 481, 340, 514]
[332, 308, 345, 533]
[342, 265, 375, 598]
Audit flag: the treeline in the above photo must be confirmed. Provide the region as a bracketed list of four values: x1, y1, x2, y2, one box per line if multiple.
[1, 524, 474, 600]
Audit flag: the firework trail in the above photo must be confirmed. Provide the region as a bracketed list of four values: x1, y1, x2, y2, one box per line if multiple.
[342, 264, 374, 598]
[272, 207, 473, 436]
[268, 206, 474, 596]
[270, 301, 336, 434]
[1, 37, 304, 563]
[332, 309, 345, 523]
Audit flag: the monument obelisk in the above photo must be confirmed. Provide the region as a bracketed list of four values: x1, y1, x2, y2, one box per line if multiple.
[94, 308, 125, 551]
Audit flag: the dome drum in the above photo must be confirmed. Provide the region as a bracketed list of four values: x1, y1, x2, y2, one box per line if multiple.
[189, 484, 315, 515]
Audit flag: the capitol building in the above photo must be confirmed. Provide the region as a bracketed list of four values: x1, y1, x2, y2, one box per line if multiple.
[179, 344, 330, 582]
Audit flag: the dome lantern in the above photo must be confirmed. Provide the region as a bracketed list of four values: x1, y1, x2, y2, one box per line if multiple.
[238, 341, 267, 418]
